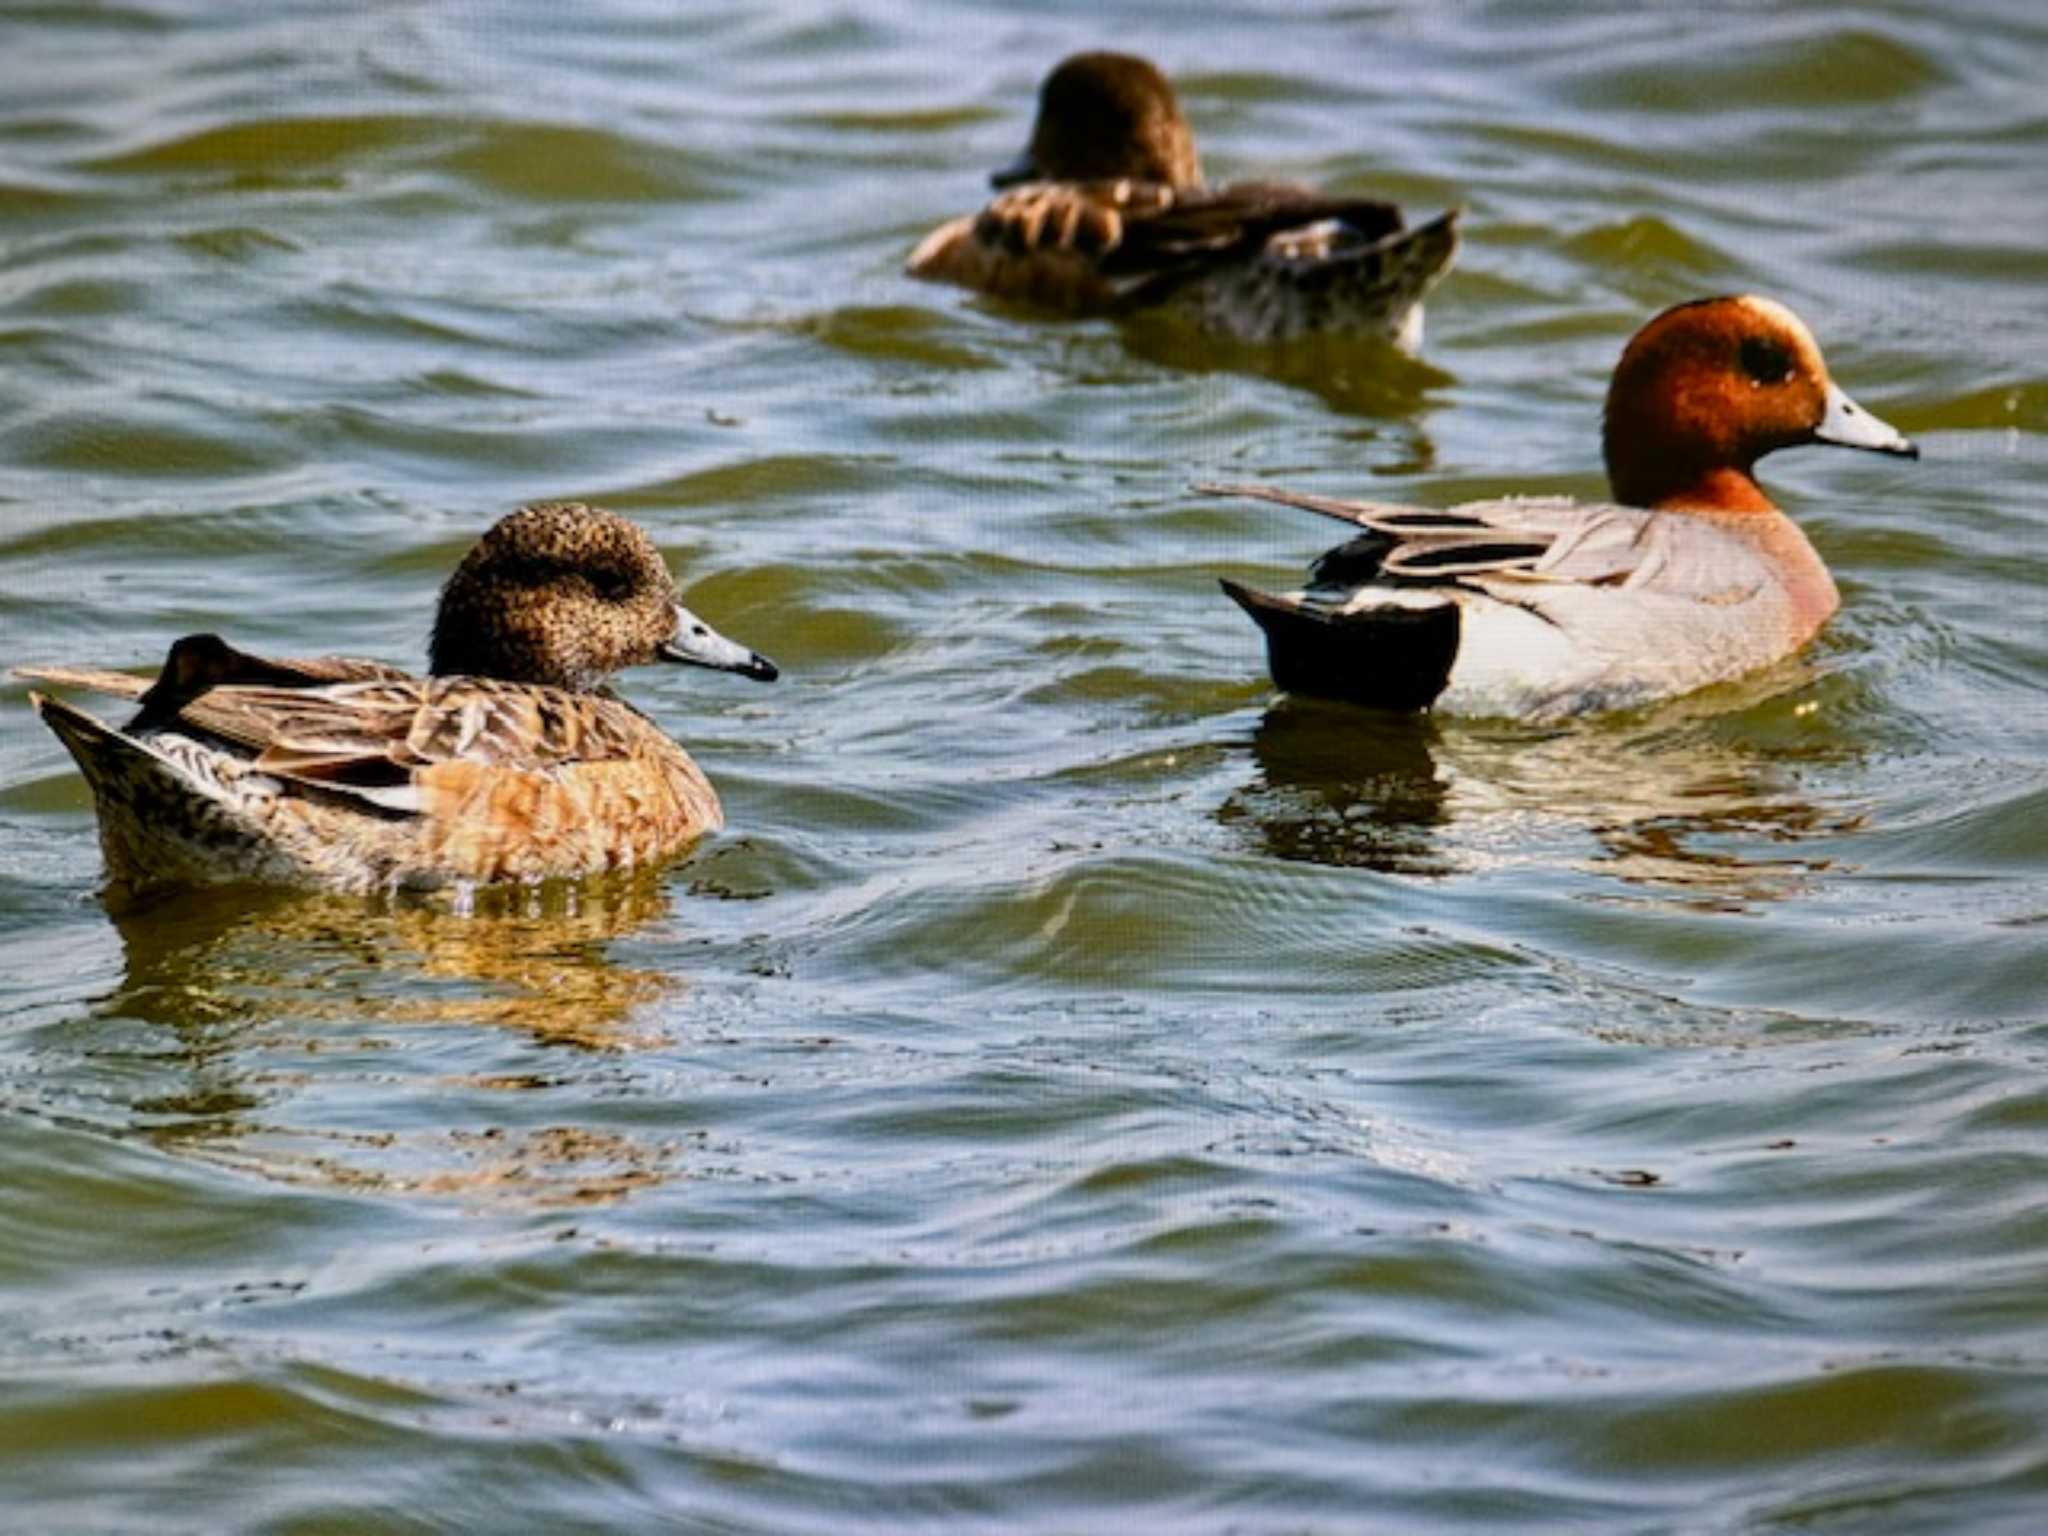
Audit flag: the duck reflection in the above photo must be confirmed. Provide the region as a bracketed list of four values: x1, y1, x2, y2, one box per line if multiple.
[1223, 699, 1452, 874]
[100, 873, 688, 1201]
[1228, 678, 1863, 905]
[1119, 311, 1452, 436]
[109, 870, 680, 1046]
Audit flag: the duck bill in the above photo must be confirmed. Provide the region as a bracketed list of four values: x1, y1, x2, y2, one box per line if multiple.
[989, 149, 1039, 189]
[659, 605, 779, 682]
[1814, 381, 1918, 459]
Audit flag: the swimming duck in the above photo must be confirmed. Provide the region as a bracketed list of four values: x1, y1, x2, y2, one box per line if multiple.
[907, 50, 1459, 347]
[18, 502, 777, 897]
[1210, 295, 1918, 719]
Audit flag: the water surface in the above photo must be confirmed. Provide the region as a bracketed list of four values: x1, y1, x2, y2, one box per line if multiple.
[3, 2, 2046, 1530]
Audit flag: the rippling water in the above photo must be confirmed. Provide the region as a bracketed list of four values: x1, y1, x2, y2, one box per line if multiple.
[3, 2, 2046, 1529]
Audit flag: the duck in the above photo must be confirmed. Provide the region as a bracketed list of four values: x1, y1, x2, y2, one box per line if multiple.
[17, 501, 778, 898]
[906, 50, 1459, 347]
[1208, 295, 1919, 719]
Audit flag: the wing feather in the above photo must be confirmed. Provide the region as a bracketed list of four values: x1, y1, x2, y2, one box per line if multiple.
[156, 675, 653, 817]
[932, 179, 1409, 300]
[12, 664, 152, 700]
[1203, 480, 1779, 604]
[1103, 182, 1402, 274]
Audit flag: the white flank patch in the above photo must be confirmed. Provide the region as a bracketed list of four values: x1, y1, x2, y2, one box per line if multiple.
[1433, 600, 1587, 718]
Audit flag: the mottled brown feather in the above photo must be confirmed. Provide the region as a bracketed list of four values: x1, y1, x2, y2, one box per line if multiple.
[907, 51, 1457, 342]
[19, 502, 766, 897]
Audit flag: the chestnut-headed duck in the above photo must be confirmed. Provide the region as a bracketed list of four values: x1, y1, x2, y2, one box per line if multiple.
[1209, 295, 1918, 719]
[907, 50, 1459, 347]
[19, 502, 778, 898]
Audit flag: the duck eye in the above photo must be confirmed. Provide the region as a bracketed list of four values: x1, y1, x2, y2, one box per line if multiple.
[1739, 337, 1793, 384]
[589, 568, 634, 602]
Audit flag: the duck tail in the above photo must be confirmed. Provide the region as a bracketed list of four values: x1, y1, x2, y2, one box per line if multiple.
[12, 664, 151, 702]
[28, 691, 189, 802]
[31, 691, 127, 773]
[1309, 208, 1461, 349]
[30, 690, 301, 897]
[1220, 579, 1460, 711]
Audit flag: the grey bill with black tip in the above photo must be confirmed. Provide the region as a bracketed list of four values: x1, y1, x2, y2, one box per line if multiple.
[661, 605, 779, 681]
[1814, 382, 1918, 459]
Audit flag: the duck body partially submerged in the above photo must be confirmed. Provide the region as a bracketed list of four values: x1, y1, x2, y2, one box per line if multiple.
[1214, 296, 1920, 719]
[21, 502, 777, 897]
[908, 51, 1459, 347]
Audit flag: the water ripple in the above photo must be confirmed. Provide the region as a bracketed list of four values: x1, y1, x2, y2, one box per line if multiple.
[1, 0, 2044, 1530]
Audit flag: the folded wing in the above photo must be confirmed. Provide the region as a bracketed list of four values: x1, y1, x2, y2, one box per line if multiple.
[20, 634, 655, 820]
[1196, 480, 1769, 604]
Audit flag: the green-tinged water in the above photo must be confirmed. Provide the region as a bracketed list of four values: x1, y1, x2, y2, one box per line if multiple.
[3, 2, 2046, 1530]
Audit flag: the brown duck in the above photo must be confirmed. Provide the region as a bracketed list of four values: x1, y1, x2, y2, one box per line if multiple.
[907, 50, 1460, 346]
[18, 502, 777, 898]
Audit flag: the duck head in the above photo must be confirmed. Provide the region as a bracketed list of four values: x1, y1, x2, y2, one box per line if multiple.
[1601, 295, 1917, 513]
[429, 502, 778, 692]
[991, 51, 1202, 190]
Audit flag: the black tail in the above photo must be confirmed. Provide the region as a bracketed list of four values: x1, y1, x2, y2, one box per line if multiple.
[1221, 579, 1459, 712]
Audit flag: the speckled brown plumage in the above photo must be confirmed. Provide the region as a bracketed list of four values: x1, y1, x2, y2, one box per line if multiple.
[19, 502, 778, 900]
[906, 51, 1460, 345]
[431, 501, 684, 691]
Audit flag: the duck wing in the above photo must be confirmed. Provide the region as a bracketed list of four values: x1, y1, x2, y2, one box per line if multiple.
[1103, 180, 1404, 275]
[966, 178, 1176, 262]
[25, 633, 656, 815]
[1196, 481, 1768, 602]
[905, 180, 1170, 307]
[914, 178, 1411, 307]
[15, 635, 406, 707]
[173, 675, 650, 787]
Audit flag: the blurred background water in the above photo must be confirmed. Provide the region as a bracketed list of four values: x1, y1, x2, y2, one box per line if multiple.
[2, 1, 2046, 1530]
